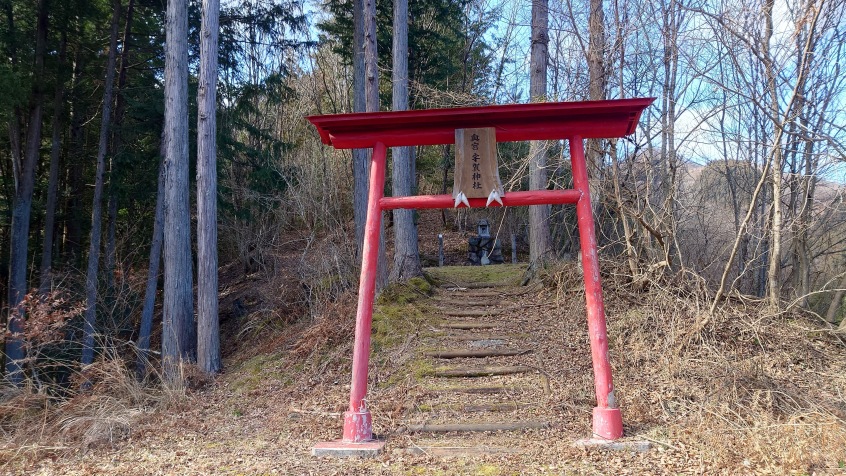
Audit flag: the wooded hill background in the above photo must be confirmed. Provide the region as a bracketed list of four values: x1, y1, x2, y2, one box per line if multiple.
[0, 0, 845, 386]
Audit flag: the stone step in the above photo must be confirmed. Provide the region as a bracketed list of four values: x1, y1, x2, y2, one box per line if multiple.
[428, 365, 534, 378]
[436, 283, 540, 298]
[418, 402, 534, 413]
[448, 333, 521, 341]
[423, 385, 524, 395]
[440, 309, 503, 317]
[403, 421, 549, 433]
[433, 299, 503, 307]
[440, 322, 498, 330]
[422, 348, 532, 359]
[463, 402, 534, 412]
[439, 290, 511, 298]
[439, 282, 508, 290]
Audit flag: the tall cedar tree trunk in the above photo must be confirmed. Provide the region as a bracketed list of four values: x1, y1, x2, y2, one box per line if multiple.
[2, 0, 20, 318]
[136, 154, 165, 381]
[39, 29, 68, 292]
[364, 0, 388, 289]
[64, 39, 86, 263]
[763, 0, 783, 310]
[105, 0, 136, 295]
[389, 0, 421, 282]
[585, 0, 606, 213]
[4, 0, 21, 197]
[352, 0, 368, 254]
[163, 0, 197, 379]
[105, 192, 117, 292]
[5, 0, 48, 383]
[197, 0, 221, 374]
[82, 0, 121, 366]
[528, 0, 551, 265]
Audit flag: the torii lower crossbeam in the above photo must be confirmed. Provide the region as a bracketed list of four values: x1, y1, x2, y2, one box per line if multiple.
[307, 99, 654, 453]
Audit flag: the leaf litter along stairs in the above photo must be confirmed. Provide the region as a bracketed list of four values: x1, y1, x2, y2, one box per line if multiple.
[394, 266, 553, 456]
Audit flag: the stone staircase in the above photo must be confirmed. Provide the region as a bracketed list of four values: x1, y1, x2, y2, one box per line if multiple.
[395, 268, 557, 455]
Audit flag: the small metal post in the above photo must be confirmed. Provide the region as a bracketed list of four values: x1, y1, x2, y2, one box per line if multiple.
[438, 234, 444, 266]
[511, 234, 517, 263]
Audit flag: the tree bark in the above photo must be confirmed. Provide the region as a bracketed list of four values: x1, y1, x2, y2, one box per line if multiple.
[5, 0, 49, 383]
[106, 195, 117, 292]
[763, 0, 783, 311]
[163, 0, 197, 379]
[827, 276, 845, 325]
[790, 21, 821, 309]
[363, 0, 388, 289]
[105, 0, 136, 295]
[39, 29, 68, 293]
[197, 0, 221, 374]
[352, 0, 368, 255]
[528, 0, 551, 266]
[610, 140, 637, 277]
[585, 0, 606, 195]
[658, 0, 680, 267]
[4, 0, 21, 196]
[63, 38, 86, 263]
[136, 154, 165, 381]
[82, 0, 121, 367]
[609, 3, 637, 279]
[389, 0, 421, 282]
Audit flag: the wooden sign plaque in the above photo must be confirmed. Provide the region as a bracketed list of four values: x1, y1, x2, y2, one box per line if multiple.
[453, 127, 504, 206]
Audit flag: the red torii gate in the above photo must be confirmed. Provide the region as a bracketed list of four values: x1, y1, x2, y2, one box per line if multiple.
[307, 98, 653, 452]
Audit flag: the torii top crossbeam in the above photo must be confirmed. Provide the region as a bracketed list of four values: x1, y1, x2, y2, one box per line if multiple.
[308, 98, 652, 149]
[307, 98, 654, 455]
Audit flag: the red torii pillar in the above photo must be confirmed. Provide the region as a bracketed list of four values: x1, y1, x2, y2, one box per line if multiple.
[308, 98, 653, 452]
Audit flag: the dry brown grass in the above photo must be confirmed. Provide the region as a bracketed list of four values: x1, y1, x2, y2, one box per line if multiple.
[0, 352, 196, 468]
[5, 234, 845, 474]
[290, 291, 357, 359]
[544, 258, 846, 473]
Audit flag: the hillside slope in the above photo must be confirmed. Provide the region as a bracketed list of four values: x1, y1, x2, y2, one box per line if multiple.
[13, 261, 846, 475]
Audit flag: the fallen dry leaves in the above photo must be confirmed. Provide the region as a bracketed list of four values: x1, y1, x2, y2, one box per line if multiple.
[5, 215, 846, 475]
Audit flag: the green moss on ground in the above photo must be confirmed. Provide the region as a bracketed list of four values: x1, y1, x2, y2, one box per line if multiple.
[376, 276, 433, 305]
[229, 352, 294, 394]
[369, 278, 443, 388]
[372, 278, 438, 351]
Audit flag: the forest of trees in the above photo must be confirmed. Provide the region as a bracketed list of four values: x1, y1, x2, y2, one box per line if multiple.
[0, 0, 844, 389]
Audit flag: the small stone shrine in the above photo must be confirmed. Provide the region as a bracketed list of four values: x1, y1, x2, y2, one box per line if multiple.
[467, 219, 504, 265]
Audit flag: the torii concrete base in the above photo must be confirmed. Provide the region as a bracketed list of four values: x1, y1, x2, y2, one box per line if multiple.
[312, 440, 386, 458]
[574, 438, 652, 453]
